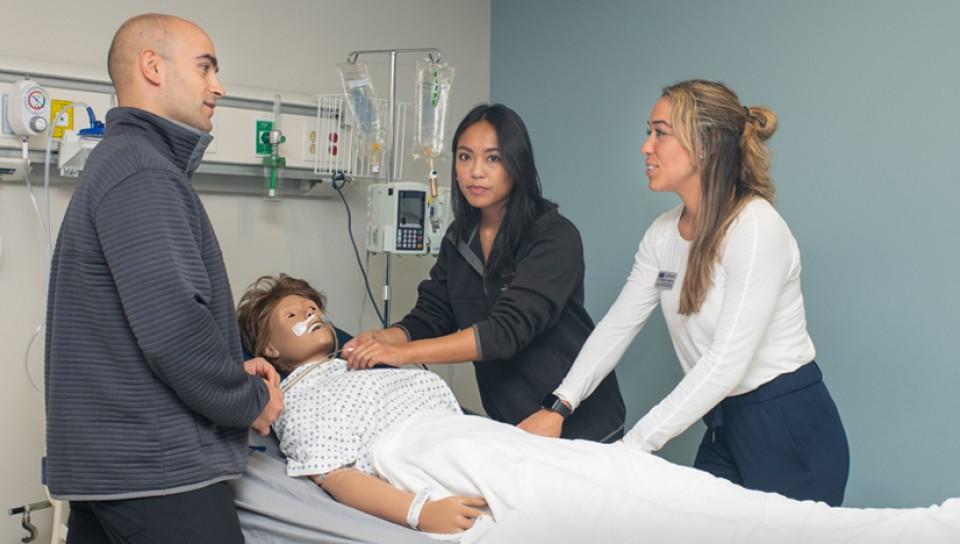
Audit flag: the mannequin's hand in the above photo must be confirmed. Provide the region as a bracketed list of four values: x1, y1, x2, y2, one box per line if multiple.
[418, 496, 488, 533]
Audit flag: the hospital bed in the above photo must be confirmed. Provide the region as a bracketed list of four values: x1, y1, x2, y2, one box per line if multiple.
[232, 406, 960, 544]
[231, 430, 434, 544]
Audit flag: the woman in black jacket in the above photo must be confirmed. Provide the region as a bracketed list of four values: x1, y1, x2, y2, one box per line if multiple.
[344, 104, 624, 442]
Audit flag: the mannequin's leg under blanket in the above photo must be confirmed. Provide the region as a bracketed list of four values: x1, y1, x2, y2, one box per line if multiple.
[371, 412, 960, 543]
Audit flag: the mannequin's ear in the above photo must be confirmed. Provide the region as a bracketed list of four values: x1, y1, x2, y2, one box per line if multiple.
[263, 343, 280, 359]
[140, 48, 164, 86]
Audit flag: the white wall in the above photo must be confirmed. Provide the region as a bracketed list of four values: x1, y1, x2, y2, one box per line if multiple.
[0, 1, 490, 541]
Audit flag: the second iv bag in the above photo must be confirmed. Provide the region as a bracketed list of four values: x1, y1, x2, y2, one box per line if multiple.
[413, 61, 454, 160]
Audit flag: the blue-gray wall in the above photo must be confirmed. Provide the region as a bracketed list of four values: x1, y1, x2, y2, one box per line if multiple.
[491, 0, 960, 508]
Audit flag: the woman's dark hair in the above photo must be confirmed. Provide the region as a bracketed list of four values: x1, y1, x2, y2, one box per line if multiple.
[450, 103, 553, 277]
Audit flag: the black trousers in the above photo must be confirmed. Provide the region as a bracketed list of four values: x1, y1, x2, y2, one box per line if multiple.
[694, 361, 849, 506]
[67, 481, 243, 543]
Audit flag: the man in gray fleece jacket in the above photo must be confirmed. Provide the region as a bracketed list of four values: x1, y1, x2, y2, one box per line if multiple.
[44, 13, 283, 542]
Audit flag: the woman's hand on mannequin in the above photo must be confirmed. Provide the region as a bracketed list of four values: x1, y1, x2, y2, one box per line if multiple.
[419, 496, 488, 534]
[344, 339, 412, 369]
[342, 327, 408, 354]
[517, 409, 564, 438]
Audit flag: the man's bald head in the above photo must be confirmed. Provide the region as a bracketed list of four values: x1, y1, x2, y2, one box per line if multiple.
[106, 13, 223, 131]
[107, 14, 200, 94]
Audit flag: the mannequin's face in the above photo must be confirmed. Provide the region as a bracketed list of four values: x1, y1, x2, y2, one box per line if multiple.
[263, 295, 334, 370]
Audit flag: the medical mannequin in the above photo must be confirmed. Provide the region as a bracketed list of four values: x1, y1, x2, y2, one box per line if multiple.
[237, 274, 960, 543]
[237, 275, 486, 534]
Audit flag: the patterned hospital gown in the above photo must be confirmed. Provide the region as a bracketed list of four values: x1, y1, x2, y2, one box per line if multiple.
[273, 359, 462, 478]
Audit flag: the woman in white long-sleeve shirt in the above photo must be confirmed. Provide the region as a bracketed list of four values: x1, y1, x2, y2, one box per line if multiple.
[519, 79, 850, 505]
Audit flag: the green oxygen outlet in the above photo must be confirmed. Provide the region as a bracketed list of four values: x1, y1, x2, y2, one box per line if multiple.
[255, 120, 273, 155]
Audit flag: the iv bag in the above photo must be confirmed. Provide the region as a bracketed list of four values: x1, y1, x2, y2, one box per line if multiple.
[413, 62, 455, 161]
[337, 62, 386, 155]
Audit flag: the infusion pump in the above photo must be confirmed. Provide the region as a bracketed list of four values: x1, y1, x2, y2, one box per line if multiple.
[367, 181, 451, 256]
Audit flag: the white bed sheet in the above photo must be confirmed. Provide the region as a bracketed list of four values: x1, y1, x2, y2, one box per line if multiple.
[371, 411, 960, 543]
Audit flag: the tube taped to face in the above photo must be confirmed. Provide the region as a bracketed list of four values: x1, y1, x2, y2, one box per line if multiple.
[413, 61, 455, 160]
[292, 313, 329, 337]
[337, 62, 386, 167]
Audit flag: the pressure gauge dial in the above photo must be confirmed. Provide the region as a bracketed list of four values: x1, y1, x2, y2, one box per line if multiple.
[26, 89, 47, 112]
[6, 79, 51, 137]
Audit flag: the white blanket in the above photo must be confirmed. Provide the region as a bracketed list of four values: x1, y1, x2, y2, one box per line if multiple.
[371, 411, 960, 543]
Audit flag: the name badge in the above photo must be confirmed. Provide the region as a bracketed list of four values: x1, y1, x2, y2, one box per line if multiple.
[655, 271, 677, 290]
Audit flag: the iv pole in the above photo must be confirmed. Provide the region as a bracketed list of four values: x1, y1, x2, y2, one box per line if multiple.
[346, 47, 442, 326]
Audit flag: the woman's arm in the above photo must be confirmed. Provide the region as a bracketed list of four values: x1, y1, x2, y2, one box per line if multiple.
[551, 222, 665, 408]
[343, 235, 462, 367]
[343, 326, 409, 352]
[345, 327, 478, 369]
[521, 223, 664, 437]
[470, 218, 586, 362]
[317, 468, 487, 534]
[394, 235, 460, 340]
[347, 217, 587, 369]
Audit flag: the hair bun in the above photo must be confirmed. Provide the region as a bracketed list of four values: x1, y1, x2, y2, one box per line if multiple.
[745, 105, 778, 141]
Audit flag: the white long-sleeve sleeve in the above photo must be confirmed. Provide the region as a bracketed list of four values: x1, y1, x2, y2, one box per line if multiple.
[552, 217, 664, 410]
[556, 200, 815, 452]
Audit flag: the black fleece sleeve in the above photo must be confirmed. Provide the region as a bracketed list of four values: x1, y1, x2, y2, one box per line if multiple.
[96, 169, 267, 428]
[474, 219, 584, 361]
[395, 236, 459, 340]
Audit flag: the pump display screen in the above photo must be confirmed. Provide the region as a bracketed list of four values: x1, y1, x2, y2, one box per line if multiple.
[398, 191, 425, 227]
[396, 190, 425, 251]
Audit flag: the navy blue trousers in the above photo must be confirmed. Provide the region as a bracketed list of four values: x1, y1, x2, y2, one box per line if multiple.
[694, 362, 849, 506]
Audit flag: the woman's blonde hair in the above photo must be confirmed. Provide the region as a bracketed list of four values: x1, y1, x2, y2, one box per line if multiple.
[662, 80, 778, 314]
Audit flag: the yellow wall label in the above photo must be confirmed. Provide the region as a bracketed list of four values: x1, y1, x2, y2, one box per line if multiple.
[50, 100, 75, 139]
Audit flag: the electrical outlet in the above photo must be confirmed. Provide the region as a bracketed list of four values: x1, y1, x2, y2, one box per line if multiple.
[318, 127, 341, 162]
[324, 129, 340, 159]
[303, 126, 318, 161]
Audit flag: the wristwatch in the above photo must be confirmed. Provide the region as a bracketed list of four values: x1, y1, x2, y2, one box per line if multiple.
[541, 393, 572, 418]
